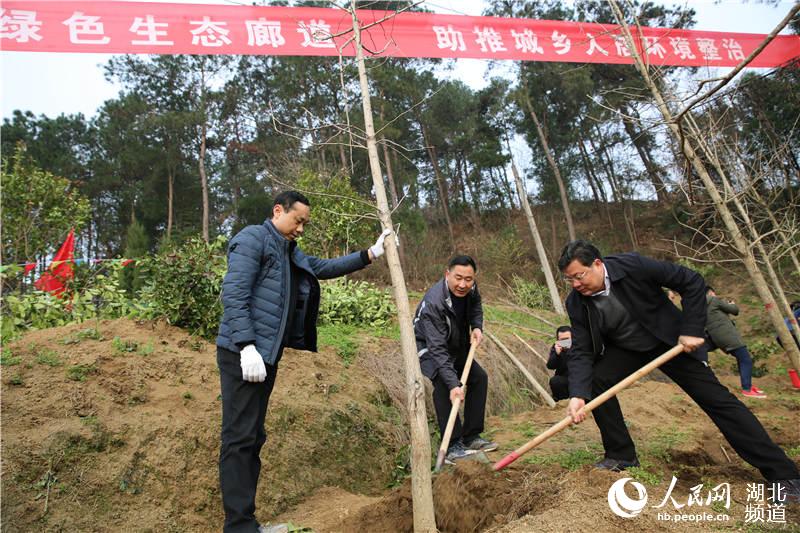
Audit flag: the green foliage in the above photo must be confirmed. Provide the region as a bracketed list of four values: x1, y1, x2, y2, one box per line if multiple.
[510, 275, 551, 310]
[120, 218, 149, 296]
[628, 463, 663, 485]
[739, 341, 777, 378]
[319, 279, 395, 328]
[317, 323, 359, 366]
[295, 172, 374, 258]
[67, 363, 97, 382]
[0, 145, 91, 270]
[137, 236, 227, 339]
[482, 226, 525, 277]
[35, 349, 62, 367]
[9, 374, 24, 386]
[1, 351, 21, 366]
[523, 446, 600, 470]
[2, 263, 133, 337]
[676, 258, 717, 281]
[112, 336, 139, 354]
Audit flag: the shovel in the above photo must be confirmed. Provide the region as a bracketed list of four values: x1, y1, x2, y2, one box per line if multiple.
[434, 342, 489, 471]
[493, 344, 685, 471]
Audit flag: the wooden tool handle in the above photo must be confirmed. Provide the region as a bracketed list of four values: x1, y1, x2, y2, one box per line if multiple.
[434, 342, 479, 472]
[493, 344, 685, 471]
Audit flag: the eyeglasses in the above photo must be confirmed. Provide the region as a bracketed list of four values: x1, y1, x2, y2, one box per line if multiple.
[562, 270, 590, 283]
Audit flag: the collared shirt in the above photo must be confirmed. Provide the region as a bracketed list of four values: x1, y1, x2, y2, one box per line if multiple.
[590, 264, 611, 297]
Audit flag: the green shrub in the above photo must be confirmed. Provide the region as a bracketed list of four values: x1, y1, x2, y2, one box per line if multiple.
[1, 351, 21, 366]
[295, 172, 374, 258]
[35, 349, 62, 367]
[510, 275, 551, 310]
[741, 340, 776, 378]
[483, 226, 525, 272]
[2, 262, 134, 336]
[318, 279, 395, 328]
[137, 236, 227, 339]
[676, 258, 717, 281]
[67, 363, 97, 382]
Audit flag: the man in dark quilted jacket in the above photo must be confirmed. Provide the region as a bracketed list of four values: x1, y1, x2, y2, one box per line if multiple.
[216, 191, 392, 533]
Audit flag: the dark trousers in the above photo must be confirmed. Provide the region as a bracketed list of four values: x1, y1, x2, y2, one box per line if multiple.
[218, 346, 279, 533]
[728, 346, 753, 391]
[592, 343, 799, 481]
[549, 375, 570, 401]
[431, 358, 488, 446]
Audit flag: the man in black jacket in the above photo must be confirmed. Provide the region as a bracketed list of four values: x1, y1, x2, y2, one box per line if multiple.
[558, 240, 799, 499]
[547, 325, 573, 401]
[413, 255, 497, 463]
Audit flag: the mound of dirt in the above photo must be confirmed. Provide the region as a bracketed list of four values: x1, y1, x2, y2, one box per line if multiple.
[1, 319, 403, 532]
[275, 375, 799, 532]
[3, 319, 799, 532]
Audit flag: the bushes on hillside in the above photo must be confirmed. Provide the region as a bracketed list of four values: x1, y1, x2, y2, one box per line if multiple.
[3, 233, 396, 343]
[319, 278, 395, 328]
[137, 236, 227, 339]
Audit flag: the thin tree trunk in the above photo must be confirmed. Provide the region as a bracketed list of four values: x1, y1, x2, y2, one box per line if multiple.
[620, 104, 669, 203]
[381, 141, 400, 209]
[587, 134, 621, 203]
[687, 114, 800, 345]
[519, 85, 576, 240]
[350, 5, 436, 531]
[167, 166, 174, 240]
[198, 60, 210, 243]
[507, 136, 565, 315]
[609, 0, 800, 373]
[420, 123, 455, 249]
[579, 139, 614, 229]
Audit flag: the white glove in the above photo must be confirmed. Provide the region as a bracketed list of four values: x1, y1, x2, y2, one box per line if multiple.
[369, 228, 396, 259]
[240, 344, 267, 382]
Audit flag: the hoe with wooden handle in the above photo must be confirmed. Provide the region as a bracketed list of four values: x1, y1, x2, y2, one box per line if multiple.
[493, 344, 686, 471]
[434, 342, 479, 472]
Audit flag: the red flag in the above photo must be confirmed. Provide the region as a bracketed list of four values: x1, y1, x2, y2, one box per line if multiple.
[35, 229, 75, 296]
[23, 262, 37, 275]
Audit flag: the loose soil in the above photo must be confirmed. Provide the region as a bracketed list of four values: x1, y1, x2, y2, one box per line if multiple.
[2, 319, 799, 532]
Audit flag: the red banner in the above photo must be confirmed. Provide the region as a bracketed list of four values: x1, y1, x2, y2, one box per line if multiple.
[1, 2, 798, 67]
[34, 228, 75, 296]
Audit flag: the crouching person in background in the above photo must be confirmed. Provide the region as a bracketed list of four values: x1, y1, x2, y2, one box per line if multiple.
[547, 326, 573, 401]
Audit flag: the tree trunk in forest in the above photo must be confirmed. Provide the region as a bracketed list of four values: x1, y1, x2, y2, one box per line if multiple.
[350, 5, 436, 531]
[519, 86, 576, 240]
[609, 0, 800, 373]
[620, 104, 669, 203]
[381, 141, 400, 209]
[167, 166, 174, 240]
[198, 59, 210, 243]
[586, 134, 621, 203]
[420, 122, 455, 249]
[507, 137, 565, 315]
[686, 114, 800, 346]
[578, 140, 614, 229]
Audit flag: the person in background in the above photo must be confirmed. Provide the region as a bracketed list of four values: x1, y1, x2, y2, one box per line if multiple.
[776, 300, 800, 350]
[547, 325, 573, 401]
[705, 286, 766, 398]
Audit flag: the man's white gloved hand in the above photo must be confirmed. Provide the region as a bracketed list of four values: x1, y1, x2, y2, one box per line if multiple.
[368, 228, 395, 260]
[240, 344, 267, 382]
